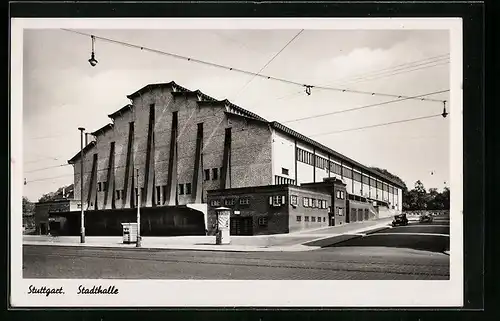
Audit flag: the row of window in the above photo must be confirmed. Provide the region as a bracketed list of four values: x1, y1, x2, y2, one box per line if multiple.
[178, 183, 192, 195]
[274, 175, 296, 185]
[296, 148, 399, 193]
[336, 190, 345, 199]
[302, 197, 328, 209]
[210, 197, 250, 207]
[204, 168, 221, 181]
[296, 215, 327, 223]
[97, 181, 108, 192]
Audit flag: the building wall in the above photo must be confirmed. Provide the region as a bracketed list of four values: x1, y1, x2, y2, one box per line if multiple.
[271, 130, 296, 183]
[296, 142, 314, 184]
[94, 128, 115, 209]
[332, 183, 347, 225]
[34, 199, 81, 234]
[112, 109, 134, 208]
[207, 186, 290, 235]
[288, 186, 330, 233]
[72, 145, 97, 209]
[48, 206, 205, 236]
[353, 169, 362, 196]
[70, 83, 404, 216]
[347, 200, 378, 222]
[230, 116, 273, 189]
[314, 150, 330, 183]
[73, 85, 273, 211]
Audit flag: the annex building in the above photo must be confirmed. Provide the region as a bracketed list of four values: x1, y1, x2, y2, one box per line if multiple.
[48, 81, 404, 236]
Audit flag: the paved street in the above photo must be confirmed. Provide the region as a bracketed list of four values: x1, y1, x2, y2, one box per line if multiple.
[321, 215, 450, 253]
[23, 214, 450, 280]
[23, 244, 448, 280]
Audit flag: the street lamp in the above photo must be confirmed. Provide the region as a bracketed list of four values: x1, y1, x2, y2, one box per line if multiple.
[136, 168, 141, 248]
[442, 101, 448, 118]
[88, 35, 98, 67]
[78, 127, 86, 243]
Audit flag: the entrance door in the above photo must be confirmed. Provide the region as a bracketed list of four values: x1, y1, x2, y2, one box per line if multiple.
[329, 215, 335, 226]
[351, 208, 357, 222]
[230, 217, 253, 235]
[358, 209, 364, 222]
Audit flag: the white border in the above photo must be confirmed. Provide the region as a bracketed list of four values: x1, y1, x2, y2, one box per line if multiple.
[11, 18, 463, 307]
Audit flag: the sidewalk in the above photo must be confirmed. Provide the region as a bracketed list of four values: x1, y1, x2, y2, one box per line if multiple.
[23, 218, 392, 252]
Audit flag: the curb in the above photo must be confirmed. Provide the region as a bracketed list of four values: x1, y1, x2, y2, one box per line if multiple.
[22, 242, 315, 253]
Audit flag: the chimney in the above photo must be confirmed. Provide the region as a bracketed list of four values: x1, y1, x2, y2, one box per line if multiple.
[62, 187, 66, 198]
[85, 133, 88, 146]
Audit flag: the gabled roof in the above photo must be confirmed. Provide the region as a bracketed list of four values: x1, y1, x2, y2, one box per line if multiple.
[91, 123, 114, 136]
[126, 81, 177, 100]
[108, 104, 133, 119]
[67, 141, 96, 164]
[224, 111, 268, 125]
[95, 81, 403, 188]
[125, 81, 268, 122]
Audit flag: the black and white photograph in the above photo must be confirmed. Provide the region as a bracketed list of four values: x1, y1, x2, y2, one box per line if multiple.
[11, 17, 463, 307]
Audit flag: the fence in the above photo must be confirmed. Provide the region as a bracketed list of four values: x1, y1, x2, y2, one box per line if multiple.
[404, 210, 449, 216]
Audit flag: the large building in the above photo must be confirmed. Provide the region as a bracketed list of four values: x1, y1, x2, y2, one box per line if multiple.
[59, 81, 403, 236]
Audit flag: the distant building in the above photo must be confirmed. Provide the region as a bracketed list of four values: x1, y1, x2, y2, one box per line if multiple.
[51, 81, 404, 236]
[34, 199, 81, 235]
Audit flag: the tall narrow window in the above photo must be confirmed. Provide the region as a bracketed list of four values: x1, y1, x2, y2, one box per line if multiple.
[185, 183, 192, 195]
[204, 169, 210, 181]
[156, 186, 161, 205]
[178, 184, 184, 195]
[162, 185, 167, 204]
[212, 168, 218, 180]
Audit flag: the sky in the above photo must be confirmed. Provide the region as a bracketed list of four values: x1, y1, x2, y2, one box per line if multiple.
[22, 28, 450, 202]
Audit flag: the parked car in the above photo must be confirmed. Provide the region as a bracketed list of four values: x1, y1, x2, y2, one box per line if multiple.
[419, 213, 433, 223]
[392, 214, 408, 227]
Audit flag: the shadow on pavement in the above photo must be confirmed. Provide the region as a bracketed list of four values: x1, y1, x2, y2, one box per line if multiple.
[325, 234, 450, 253]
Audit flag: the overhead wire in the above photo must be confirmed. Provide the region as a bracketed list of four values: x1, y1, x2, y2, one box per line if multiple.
[327, 53, 449, 85]
[341, 61, 450, 85]
[25, 109, 448, 184]
[25, 163, 72, 174]
[310, 114, 445, 137]
[232, 29, 304, 100]
[61, 28, 445, 103]
[282, 89, 449, 124]
[25, 31, 449, 184]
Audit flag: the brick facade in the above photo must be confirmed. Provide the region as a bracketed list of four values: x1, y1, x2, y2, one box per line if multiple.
[207, 184, 333, 235]
[65, 81, 404, 236]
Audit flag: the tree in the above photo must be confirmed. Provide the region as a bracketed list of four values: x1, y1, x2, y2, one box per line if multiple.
[414, 180, 426, 194]
[402, 181, 450, 211]
[22, 196, 35, 217]
[370, 167, 407, 190]
[38, 183, 74, 203]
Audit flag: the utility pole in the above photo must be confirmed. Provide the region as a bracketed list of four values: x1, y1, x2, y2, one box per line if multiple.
[78, 127, 86, 244]
[136, 168, 141, 248]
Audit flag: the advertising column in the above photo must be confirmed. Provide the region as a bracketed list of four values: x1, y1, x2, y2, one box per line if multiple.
[215, 207, 231, 245]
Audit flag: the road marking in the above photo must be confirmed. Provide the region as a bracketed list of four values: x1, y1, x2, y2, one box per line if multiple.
[364, 232, 450, 237]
